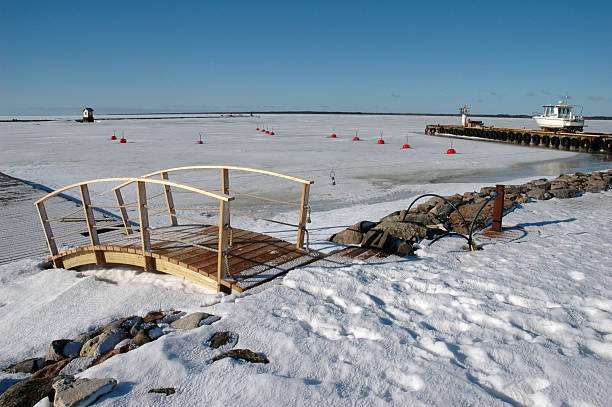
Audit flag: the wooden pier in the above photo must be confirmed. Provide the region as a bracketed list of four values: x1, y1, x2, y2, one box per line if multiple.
[425, 124, 612, 153]
[35, 166, 317, 293]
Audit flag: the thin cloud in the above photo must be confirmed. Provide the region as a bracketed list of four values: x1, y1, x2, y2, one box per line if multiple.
[588, 96, 607, 102]
[525, 92, 536, 97]
[391, 94, 401, 98]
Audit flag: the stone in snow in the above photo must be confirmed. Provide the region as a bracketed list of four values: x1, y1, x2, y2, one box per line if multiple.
[170, 312, 220, 330]
[52, 377, 117, 407]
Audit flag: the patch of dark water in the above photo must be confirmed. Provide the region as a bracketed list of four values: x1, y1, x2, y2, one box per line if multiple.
[362, 152, 612, 186]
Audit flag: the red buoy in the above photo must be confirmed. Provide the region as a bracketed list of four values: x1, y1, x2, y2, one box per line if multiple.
[270, 131, 275, 135]
[331, 133, 337, 138]
[196, 140, 203, 144]
[402, 144, 410, 149]
[261, 129, 266, 132]
[446, 148, 456, 154]
[377, 139, 385, 144]
[353, 136, 359, 141]
[119, 138, 127, 143]
[265, 130, 270, 134]
[256, 127, 259, 131]
[110, 135, 117, 140]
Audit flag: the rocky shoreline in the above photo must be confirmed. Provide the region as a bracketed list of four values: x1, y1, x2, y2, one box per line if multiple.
[329, 170, 612, 255]
[1, 310, 267, 406]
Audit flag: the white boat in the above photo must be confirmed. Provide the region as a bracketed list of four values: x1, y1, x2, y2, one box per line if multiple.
[533, 98, 584, 132]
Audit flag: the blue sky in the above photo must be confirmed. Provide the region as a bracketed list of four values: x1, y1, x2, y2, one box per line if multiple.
[1, 1, 611, 115]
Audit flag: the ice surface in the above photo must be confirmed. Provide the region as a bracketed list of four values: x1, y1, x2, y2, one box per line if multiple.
[0, 115, 611, 405]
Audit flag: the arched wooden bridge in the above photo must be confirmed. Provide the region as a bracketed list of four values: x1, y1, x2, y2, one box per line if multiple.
[35, 166, 319, 293]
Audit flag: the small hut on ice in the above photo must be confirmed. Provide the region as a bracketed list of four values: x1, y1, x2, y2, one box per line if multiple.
[82, 107, 94, 123]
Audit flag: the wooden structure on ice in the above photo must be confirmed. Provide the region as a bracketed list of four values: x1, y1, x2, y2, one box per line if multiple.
[35, 166, 318, 293]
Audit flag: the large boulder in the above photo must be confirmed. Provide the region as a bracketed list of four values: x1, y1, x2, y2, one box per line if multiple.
[372, 221, 430, 241]
[0, 377, 54, 407]
[526, 188, 551, 200]
[170, 313, 220, 330]
[30, 358, 72, 379]
[3, 358, 45, 374]
[58, 357, 94, 376]
[80, 329, 127, 358]
[328, 221, 377, 245]
[53, 377, 117, 407]
[550, 188, 580, 199]
[585, 180, 606, 193]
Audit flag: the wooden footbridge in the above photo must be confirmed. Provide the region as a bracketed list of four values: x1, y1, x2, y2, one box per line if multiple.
[35, 166, 319, 293]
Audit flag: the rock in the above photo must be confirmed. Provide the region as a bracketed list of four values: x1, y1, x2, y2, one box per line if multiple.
[585, 180, 606, 193]
[146, 326, 164, 340]
[160, 311, 184, 324]
[121, 317, 142, 330]
[143, 311, 165, 323]
[58, 357, 94, 376]
[550, 188, 580, 199]
[416, 203, 433, 213]
[62, 342, 83, 358]
[74, 327, 104, 345]
[212, 349, 269, 364]
[170, 312, 220, 330]
[3, 357, 45, 374]
[80, 329, 128, 357]
[208, 332, 238, 349]
[395, 240, 414, 256]
[526, 188, 551, 200]
[0, 377, 55, 407]
[45, 340, 72, 362]
[383, 211, 439, 226]
[30, 358, 72, 379]
[550, 180, 569, 190]
[114, 338, 131, 349]
[429, 203, 454, 218]
[129, 321, 143, 337]
[328, 221, 377, 245]
[372, 221, 428, 240]
[91, 345, 129, 367]
[130, 330, 152, 346]
[359, 229, 393, 251]
[53, 377, 117, 407]
[149, 387, 175, 395]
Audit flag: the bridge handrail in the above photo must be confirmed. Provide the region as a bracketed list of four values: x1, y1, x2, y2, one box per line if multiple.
[35, 177, 234, 205]
[111, 166, 314, 191]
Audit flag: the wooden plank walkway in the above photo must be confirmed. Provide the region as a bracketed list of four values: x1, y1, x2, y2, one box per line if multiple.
[46, 224, 323, 293]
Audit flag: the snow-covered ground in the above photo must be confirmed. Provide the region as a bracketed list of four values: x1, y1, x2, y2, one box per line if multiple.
[1, 115, 611, 405]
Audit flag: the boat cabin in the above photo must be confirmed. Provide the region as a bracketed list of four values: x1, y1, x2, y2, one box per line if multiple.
[542, 103, 573, 118]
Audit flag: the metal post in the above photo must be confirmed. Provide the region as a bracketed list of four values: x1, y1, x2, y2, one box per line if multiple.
[297, 183, 310, 249]
[136, 181, 154, 271]
[491, 184, 505, 232]
[161, 172, 178, 226]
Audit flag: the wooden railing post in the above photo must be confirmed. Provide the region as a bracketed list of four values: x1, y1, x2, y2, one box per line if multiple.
[35, 201, 63, 268]
[136, 181, 154, 271]
[114, 188, 133, 235]
[80, 184, 104, 265]
[221, 168, 229, 194]
[161, 171, 178, 226]
[297, 183, 310, 249]
[217, 199, 230, 290]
